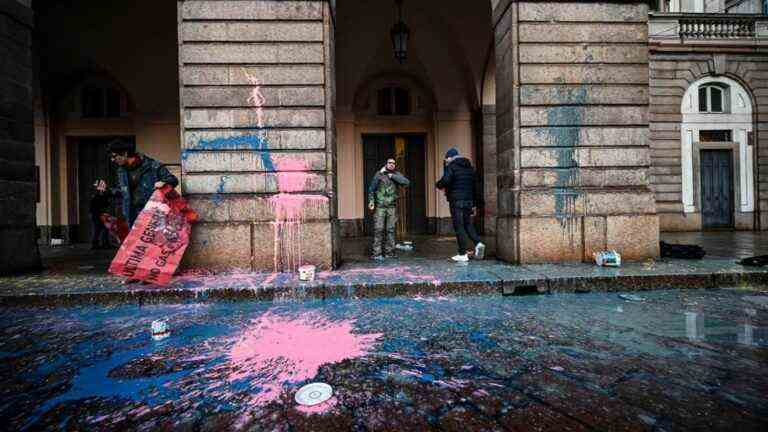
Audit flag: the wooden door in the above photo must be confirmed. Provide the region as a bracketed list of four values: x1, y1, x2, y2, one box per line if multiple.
[700, 149, 733, 229]
[362, 135, 395, 235]
[362, 134, 427, 236]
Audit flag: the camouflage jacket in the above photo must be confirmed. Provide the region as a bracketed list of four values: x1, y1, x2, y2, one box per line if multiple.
[368, 171, 410, 208]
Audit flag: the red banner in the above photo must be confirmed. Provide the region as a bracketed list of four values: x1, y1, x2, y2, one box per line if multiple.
[109, 186, 198, 285]
[100, 213, 129, 245]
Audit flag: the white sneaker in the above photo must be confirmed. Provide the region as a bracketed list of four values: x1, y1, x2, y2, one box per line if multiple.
[452, 254, 469, 262]
[475, 242, 486, 260]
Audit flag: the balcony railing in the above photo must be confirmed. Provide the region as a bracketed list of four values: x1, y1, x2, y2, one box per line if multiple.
[649, 13, 768, 43]
[678, 16, 755, 38]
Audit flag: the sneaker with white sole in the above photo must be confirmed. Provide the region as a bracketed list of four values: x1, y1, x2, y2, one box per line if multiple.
[451, 254, 469, 262]
[474, 242, 486, 260]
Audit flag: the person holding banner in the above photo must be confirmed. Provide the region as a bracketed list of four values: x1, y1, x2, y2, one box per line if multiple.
[99, 139, 180, 284]
[98, 139, 179, 227]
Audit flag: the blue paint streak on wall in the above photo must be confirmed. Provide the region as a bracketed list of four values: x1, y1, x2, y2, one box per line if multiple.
[183, 134, 275, 172]
[535, 86, 587, 243]
[212, 176, 228, 206]
[182, 133, 277, 206]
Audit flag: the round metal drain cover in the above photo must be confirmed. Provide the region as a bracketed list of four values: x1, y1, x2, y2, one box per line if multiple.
[295, 382, 333, 406]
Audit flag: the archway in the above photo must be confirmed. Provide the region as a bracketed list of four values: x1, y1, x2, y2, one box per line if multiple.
[680, 76, 755, 229]
[334, 0, 493, 250]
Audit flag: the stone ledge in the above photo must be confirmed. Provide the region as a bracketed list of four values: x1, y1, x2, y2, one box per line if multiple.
[1, 258, 766, 306]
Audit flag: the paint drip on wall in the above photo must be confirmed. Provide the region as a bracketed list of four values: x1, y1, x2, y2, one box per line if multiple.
[270, 159, 327, 272]
[534, 85, 587, 245]
[244, 71, 266, 129]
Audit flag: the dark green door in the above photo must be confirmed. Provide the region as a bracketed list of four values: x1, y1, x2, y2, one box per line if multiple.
[700, 149, 733, 229]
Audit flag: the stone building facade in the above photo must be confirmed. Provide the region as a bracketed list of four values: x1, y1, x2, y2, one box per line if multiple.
[649, 0, 768, 231]
[8, 0, 768, 274]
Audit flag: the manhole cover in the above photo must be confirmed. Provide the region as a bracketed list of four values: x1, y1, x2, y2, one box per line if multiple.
[295, 382, 333, 406]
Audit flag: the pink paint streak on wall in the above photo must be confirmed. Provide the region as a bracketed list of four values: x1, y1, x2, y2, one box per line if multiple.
[269, 159, 328, 272]
[243, 71, 265, 128]
[227, 312, 381, 419]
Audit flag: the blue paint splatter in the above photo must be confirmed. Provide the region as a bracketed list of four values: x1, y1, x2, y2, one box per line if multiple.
[212, 176, 228, 207]
[183, 133, 277, 207]
[183, 133, 275, 172]
[534, 85, 587, 243]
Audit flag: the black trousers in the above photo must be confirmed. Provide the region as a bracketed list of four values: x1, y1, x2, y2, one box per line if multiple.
[449, 202, 481, 255]
[90, 213, 109, 247]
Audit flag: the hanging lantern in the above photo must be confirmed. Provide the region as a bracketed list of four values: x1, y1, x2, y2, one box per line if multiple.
[390, 0, 410, 64]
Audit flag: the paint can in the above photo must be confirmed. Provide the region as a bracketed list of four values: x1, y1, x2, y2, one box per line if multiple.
[298, 265, 316, 282]
[295, 382, 333, 406]
[151, 320, 170, 341]
[594, 250, 621, 267]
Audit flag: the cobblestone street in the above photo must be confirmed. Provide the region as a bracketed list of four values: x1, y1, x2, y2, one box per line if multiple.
[1, 289, 767, 431]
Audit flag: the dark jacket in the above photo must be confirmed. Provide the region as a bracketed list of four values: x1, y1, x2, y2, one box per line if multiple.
[89, 190, 111, 216]
[436, 157, 482, 207]
[368, 170, 410, 207]
[115, 154, 178, 225]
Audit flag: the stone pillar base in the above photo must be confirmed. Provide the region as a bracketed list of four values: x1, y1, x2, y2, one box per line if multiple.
[0, 228, 41, 275]
[498, 213, 659, 264]
[182, 221, 333, 272]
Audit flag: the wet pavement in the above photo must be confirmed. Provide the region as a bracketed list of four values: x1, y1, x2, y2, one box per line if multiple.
[1, 289, 767, 431]
[2, 234, 768, 304]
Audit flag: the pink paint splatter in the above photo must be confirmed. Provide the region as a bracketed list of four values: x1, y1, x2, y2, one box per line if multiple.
[269, 159, 328, 272]
[295, 396, 338, 415]
[227, 311, 381, 422]
[243, 71, 265, 128]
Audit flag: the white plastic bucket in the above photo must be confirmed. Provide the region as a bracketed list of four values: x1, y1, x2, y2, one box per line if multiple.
[298, 265, 316, 281]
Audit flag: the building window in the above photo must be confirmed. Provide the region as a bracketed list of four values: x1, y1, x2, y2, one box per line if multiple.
[699, 130, 732, 142]
[81, 85, 124, 118]
[698, 84, 729, 113]
[377, 87, 410, 115]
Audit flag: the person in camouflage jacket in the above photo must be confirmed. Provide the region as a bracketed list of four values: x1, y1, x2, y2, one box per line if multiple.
[368, 158, 410, 259]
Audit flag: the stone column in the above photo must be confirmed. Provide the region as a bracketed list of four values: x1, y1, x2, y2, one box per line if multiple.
[0, 0, 41, 274]
[494, 1, 658, 263]
[178, 0, 336, 272]
[483, 105, 497, 237]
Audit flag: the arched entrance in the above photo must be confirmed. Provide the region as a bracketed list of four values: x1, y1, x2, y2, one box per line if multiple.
[680, 76, 755, 230]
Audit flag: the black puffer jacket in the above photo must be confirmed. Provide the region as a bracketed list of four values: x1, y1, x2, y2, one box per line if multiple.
[436, 157, 481, 206]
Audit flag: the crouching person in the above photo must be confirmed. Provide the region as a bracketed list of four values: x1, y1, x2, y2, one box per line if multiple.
[105, 139, 179, 227]
[368, 158, 410, 260]
[104, 138, 179, 284]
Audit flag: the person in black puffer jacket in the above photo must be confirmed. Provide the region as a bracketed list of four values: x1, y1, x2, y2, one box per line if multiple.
[436, 148, 485, 262]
